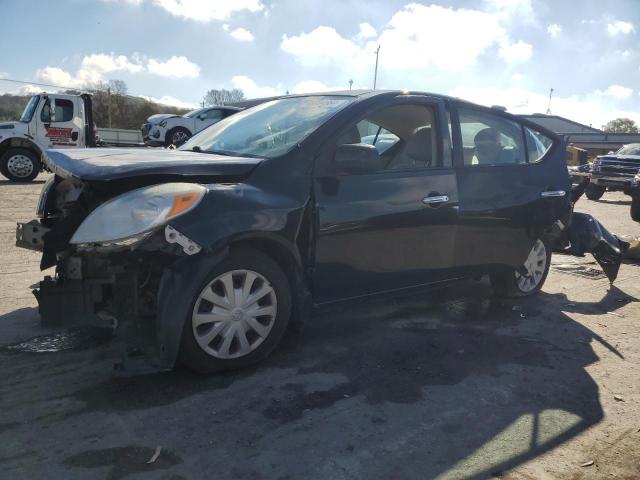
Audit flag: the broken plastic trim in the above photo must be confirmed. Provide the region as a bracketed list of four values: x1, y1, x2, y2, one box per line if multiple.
[165, 225, 202, 255]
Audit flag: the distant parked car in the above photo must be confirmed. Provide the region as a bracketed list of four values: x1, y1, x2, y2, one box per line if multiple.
[142, 106, 242, 147]
[587, 143, 640, 200]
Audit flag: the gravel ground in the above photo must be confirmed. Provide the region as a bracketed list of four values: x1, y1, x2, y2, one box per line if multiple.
[0, 175, 639, 480]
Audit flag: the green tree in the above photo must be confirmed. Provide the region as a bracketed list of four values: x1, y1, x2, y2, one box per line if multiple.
[602, 117, 639, 133]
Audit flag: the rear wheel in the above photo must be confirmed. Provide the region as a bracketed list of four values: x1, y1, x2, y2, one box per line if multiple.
[179, 248, 291, 373]
[491, 238, 551, 297]
[585, 184, 606, 200]
[165, 127, 191, 147]
[1, 148, 40, 182]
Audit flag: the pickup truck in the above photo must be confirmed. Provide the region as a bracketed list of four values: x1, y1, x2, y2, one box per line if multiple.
[0, 93, 144, 182]
[587, 143, 640, 200]
[0, 93, 97, 181]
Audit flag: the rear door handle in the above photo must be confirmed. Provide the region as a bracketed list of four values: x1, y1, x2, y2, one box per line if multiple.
[540, 190, 566, 198]
[422, 195, 449, 205]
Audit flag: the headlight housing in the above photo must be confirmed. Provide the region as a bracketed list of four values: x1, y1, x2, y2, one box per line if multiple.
[70, 183, 206, 245]
[160, 120, 167, 127]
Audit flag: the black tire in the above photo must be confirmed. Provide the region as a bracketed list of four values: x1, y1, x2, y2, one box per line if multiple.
[631, 194, 640, 223]
[585, 184, 606, 201]
[178, 248, 292, 373]
[490, 238, 552, 298]
[165, 127, 191, 147]
[0, 148, 40, 182]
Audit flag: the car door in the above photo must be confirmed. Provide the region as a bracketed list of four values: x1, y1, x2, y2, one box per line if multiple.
[451, 104, 570, 270]
[313, 96, 459, 304]
[36, 96, 82, 148]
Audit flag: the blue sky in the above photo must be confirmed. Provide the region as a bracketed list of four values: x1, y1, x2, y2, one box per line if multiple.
[1, 0, 639, 127]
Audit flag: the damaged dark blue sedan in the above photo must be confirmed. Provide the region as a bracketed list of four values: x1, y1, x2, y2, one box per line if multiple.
[15, 90, 624, 373]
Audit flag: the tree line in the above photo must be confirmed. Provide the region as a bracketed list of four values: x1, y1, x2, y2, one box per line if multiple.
[0, 80, 247, 130]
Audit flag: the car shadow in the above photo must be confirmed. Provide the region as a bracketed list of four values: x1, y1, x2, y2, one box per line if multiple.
[0, 179, 46, 185]
[594, 198, 631, 205]
[0, 279, 633, 479]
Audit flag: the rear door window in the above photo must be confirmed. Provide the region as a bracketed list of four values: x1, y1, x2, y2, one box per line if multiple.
[459, 108, 526, 166]
[524, 127, 553, 163]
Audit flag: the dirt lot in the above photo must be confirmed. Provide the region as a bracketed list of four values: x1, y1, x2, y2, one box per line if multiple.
[0, 176, 639, 480]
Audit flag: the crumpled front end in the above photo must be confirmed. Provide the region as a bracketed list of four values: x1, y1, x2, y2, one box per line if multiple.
[15, 174, 207, 370]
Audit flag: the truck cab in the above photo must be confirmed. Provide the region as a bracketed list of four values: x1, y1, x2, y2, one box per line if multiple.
[0, 93, 95, 181]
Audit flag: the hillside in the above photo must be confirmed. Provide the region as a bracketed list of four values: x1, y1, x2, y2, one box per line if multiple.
[0, 92, 190, 130]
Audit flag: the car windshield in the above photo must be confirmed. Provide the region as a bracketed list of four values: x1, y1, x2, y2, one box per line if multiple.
[616, 144, 640, 156]
[184, 108, 206, 118]
[180, 96, 354, 158]
[19, 95, 40, 123]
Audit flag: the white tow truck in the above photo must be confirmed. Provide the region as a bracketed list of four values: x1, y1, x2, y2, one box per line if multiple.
[0, 93, 142, 182]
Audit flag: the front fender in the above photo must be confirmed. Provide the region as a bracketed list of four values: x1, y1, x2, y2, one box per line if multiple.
[170, 183, 308, 255]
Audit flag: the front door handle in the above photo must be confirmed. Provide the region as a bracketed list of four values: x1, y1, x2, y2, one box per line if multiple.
[540, 190, 566, 198]
[422, 195, 449, 205]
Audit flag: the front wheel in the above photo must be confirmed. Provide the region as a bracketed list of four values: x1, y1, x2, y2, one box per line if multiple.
[179, 248, 292, 373]
[585, 184, 606, 200]
[165, 127, 191, 147]
[491, 238, 551, 297]
[1, 148, 40, 182]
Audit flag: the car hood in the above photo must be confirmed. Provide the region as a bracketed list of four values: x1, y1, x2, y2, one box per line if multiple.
[44, 148, 263, 182]
[598, 154, 640, 162]
[146, 114, 182, 123]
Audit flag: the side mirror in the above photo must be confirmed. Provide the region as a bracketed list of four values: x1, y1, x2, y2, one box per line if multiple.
[42, 98, 56, 123]
[334, 143, 383, 175]
[198, 113, 206, 120]
[608, 150, 615, 155]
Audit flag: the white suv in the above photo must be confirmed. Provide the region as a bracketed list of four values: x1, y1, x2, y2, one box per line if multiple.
[142, 106, 242, 146]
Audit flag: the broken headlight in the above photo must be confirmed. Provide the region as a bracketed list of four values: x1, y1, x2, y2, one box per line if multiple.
[70, 183, 206, 246]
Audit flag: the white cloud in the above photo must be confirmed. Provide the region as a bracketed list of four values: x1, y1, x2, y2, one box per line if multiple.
[498, 40, 533, 63]
[291, 80, 343, 94]
[547, 24, 562, 37]
[357, 22, 376, 39]
[449, 85, 640, 128]
[484, 0, 533, 17]
[150, 0, 263, 22]
[147, 55, 200, 78]
[230, 27, 254, 42]
[36, 53, 200, 87]
[141, 94, 196, 108]
[81, 53, 144, 74]
[281, 4, 533, 72]
[18, 84, 45, 95]
[512, 73, 525, 82]
[607, 20, 635, 35]
[281, 26, 361, 66]
[599, 84, 633, 99]
[222, 23, 229, 31]
[0, 72, 8, 79]
[231, 75, 281, 98]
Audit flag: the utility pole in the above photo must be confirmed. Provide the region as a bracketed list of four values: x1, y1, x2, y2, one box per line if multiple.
[348, 79, 353, 90]
[546, 87, 554, 115]
[107, 86, 112, 128]
[373, 45, 380, 90]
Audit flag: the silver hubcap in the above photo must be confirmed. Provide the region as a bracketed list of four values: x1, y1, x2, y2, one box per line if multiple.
[192, 269, 277, 359]
[172, 131, 189, 144]
[515, 239, 547, 292]
[6, 154, 34, 178]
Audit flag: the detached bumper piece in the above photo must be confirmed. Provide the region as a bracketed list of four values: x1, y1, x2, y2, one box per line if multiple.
[565, 212, 629, 283]
[16, 221, 50, 252]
